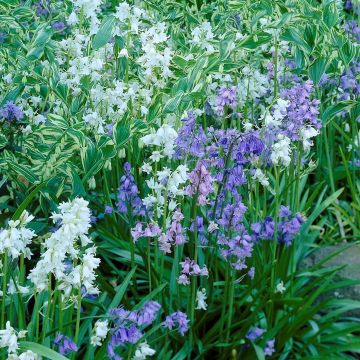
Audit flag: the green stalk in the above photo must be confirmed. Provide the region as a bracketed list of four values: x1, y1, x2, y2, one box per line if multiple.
[269, 166, 280, 325]
[188, 199, 198, 359]
[273, 37, 279, 99]
[125, 20, 131, 84]
[147, 239, 152, 292]
[202, 111, 207, 130]
[1, 253, 8, 329]
[34, 292, 40, 342]
[263, 187, 267, 218]
[225, 271, 235, 342]
[255, 181, 260, 221]
[41, 274, 52, 344]
[74, 289, 82, 345]
[8, 294, 13, 326]
[323, 126, 335, 194]
[289, 155, 295, 210]
[19, 254, 25, 286]
[160, 187, 169, 286]
[220, 265, 229, 338]
[295, 146, 302, 211]
[58, 290, 63, 333]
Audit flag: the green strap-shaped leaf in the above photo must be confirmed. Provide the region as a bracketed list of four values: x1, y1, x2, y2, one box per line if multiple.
[8, 162, 38, 184]
[92, 15, 115, 50]
[12, 182, 45, 221]
[18, 342, 69, 360]
[322, 100, 357, 125]
[253, 344, 265, 360]
[163, 91, 184, 114]
[26, 24, 53, 61]
[0, 134, 7, 149]
[133, 282, 167, 310]
[114, 123, 130, 147]
[309, 58, 327, 85]
[109, 266, 137, 309]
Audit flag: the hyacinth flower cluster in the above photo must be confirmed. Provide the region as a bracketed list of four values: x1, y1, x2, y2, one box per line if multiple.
[158, 209, 187, 253]
[0, 210, 35, 261]
[99, 301, 189, 359]
[28, 198, 100, 298]
[0, 200, 100, 355]
[117, 162, 144, 217]
[343, 19, 360, 42]
[0, 101, 24, 123]
[54, 333, 78, 356]
[178, 257, 209, 285]
[339, 62, 360, 101]
[252, 206, 304, 246]
[107, 301, 161, 359]
[0, 321, 39, 359]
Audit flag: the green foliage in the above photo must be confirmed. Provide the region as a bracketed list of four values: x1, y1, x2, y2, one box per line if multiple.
[0, 0, 359, 359]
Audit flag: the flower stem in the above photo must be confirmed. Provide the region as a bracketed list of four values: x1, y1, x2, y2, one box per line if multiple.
[188, 200, 198, 359]
[1, 253, 8, 329]
[269, 166, 280, 325]
[41, 274, 52, 344]
[34, 292, 40, 342]
[225, 271, 235, 342]
[58, 290, 63, 333]
[147, 239, 152, 292]
[74, 288, 82, 345]
[19, 254, 25, 285]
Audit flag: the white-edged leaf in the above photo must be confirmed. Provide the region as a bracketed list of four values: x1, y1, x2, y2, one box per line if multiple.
[92, 15, 115, 50]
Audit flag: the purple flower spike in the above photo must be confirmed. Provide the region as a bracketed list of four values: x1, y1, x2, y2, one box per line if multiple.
[117, 162, 144, 217]
[186, 161, 214, 205]
[264, 339, 275, 356]
[54, 334, 78, 355]
[246, 327, 265, 342]
[0, 101, 24, 122]
[52, 21, 66, 32]
[216, 86, 238, 115]
[104, 205, 113, 215]
[163, 311, 189, 336]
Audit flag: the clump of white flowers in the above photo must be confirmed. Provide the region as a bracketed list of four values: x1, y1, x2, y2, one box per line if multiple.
[138, 23, 173, 87]
[70, 0, 103, 34]
[60, 247, 100, 297]
[271, 134, 292, 167]
[140, 124, 188, 217]
[142, 165, 188, 217]
[114, 2, 145, 35]
[7, 278, 29, 296]
[140, 124, 178, 161]
[237, 67, 270, 106]
[262, 98, 289, 128]
[0, 321, 19, 355]
[252, 169, 270, 187]
[18, 350, 42, 360]
[132, 342, 156, 360]
[0, 211, 35, 260]
[83, 111, 105, 134]
[0, 322, 39, 359]
[196, 288, 208, 311]
[57, 32, 109, 97]
[28, 198, 100, 297]
[276, 281, 286, 294]
[347, 129, 360, 151]
[190, 22, 215, 54]
[91, 320, 109, 347]
[300, 126, 319, 152]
